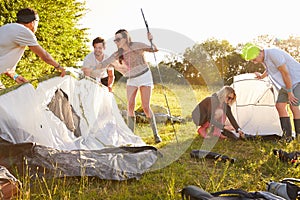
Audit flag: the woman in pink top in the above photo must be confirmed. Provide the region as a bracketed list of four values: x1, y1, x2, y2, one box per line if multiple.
[100, 29, 162, 143]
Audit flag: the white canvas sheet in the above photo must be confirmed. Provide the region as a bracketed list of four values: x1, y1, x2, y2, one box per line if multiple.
[0, 75, 145, 150]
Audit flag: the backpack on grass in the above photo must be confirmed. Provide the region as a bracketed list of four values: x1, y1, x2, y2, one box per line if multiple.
[190, 150, 236, 164]
[267, 178, 300, 200]
[273, 149, 300, 167]
[181, 185, 285, 200]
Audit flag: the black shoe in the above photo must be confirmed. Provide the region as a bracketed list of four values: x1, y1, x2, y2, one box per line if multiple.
[285, 136, 293, 143]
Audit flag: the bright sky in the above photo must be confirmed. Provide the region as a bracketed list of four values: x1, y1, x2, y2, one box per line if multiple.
[80, 0, 300, 57]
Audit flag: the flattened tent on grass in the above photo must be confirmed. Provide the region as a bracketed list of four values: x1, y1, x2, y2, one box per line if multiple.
[230, 73, 282, 138]
[0, 74, 159, 180]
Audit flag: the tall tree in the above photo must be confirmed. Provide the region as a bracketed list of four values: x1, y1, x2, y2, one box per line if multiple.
[183, 38, 236, 86]
[0, 0, 90, 87]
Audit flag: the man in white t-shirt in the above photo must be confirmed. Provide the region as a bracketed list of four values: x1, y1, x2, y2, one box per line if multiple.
[82, 37, 114, 92]
[0, 8, 65, 88]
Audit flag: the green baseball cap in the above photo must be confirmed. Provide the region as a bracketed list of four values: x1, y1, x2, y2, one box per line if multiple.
[241, 43, 260, 61]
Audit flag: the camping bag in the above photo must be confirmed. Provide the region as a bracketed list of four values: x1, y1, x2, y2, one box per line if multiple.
[0, 166, 21, 199]
[190, 150, 236, 163]
[267, 178, 300, 200]
[273, 149, 300, 167]
[181, 185, 214, 200]
[181, 185, 283, 200]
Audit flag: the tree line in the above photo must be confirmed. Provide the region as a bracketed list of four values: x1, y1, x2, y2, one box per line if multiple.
[157, 35, 300, 86]
[1, 0, 300, 87]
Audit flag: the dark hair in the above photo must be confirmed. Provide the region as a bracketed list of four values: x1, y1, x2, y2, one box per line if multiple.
[115, 29, 132, 64]
[92, 37, 105, 47]
[16, 8, 38, 23]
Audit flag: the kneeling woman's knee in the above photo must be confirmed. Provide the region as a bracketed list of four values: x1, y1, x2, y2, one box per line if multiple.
[214, 108, 224, 120]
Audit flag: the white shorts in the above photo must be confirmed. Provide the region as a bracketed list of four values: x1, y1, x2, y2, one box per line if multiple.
[127, 69, 154, 88]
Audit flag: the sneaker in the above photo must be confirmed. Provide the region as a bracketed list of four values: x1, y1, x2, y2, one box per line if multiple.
[212, 128, 227, 139]
[197, 127, 210, 138]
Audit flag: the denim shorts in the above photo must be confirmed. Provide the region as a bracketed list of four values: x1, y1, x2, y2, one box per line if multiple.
[277, 83, 300, 106]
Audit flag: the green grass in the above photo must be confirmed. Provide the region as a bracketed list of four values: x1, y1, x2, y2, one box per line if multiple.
[12, 83, 300, 199]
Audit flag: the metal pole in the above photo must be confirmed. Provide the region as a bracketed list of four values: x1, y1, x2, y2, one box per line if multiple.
[141, 8, 178, 144]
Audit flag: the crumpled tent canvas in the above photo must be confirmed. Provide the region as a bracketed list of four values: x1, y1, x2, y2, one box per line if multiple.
[230, 73, 282, 137]
[0, 74, 159, 180]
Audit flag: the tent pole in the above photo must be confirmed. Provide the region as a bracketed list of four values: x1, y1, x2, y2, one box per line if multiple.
[141, 8, 178, 144]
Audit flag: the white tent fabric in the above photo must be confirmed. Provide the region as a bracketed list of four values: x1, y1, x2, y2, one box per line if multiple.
[0, 75, 159, 180]
[230, 73, 282, 137]
[0, 75, 145, 150]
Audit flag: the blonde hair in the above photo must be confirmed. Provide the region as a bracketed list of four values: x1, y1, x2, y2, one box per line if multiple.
[216, 86, 236, 104]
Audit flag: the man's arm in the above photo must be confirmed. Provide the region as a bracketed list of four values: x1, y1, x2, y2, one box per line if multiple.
[278, 64, 298, 104]
[278, 65, 292, 89]
[29, 45, 65, 76]
[4, 69, 27, 83]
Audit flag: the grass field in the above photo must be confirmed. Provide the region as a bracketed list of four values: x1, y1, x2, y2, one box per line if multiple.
[13, 83, 300, 199]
